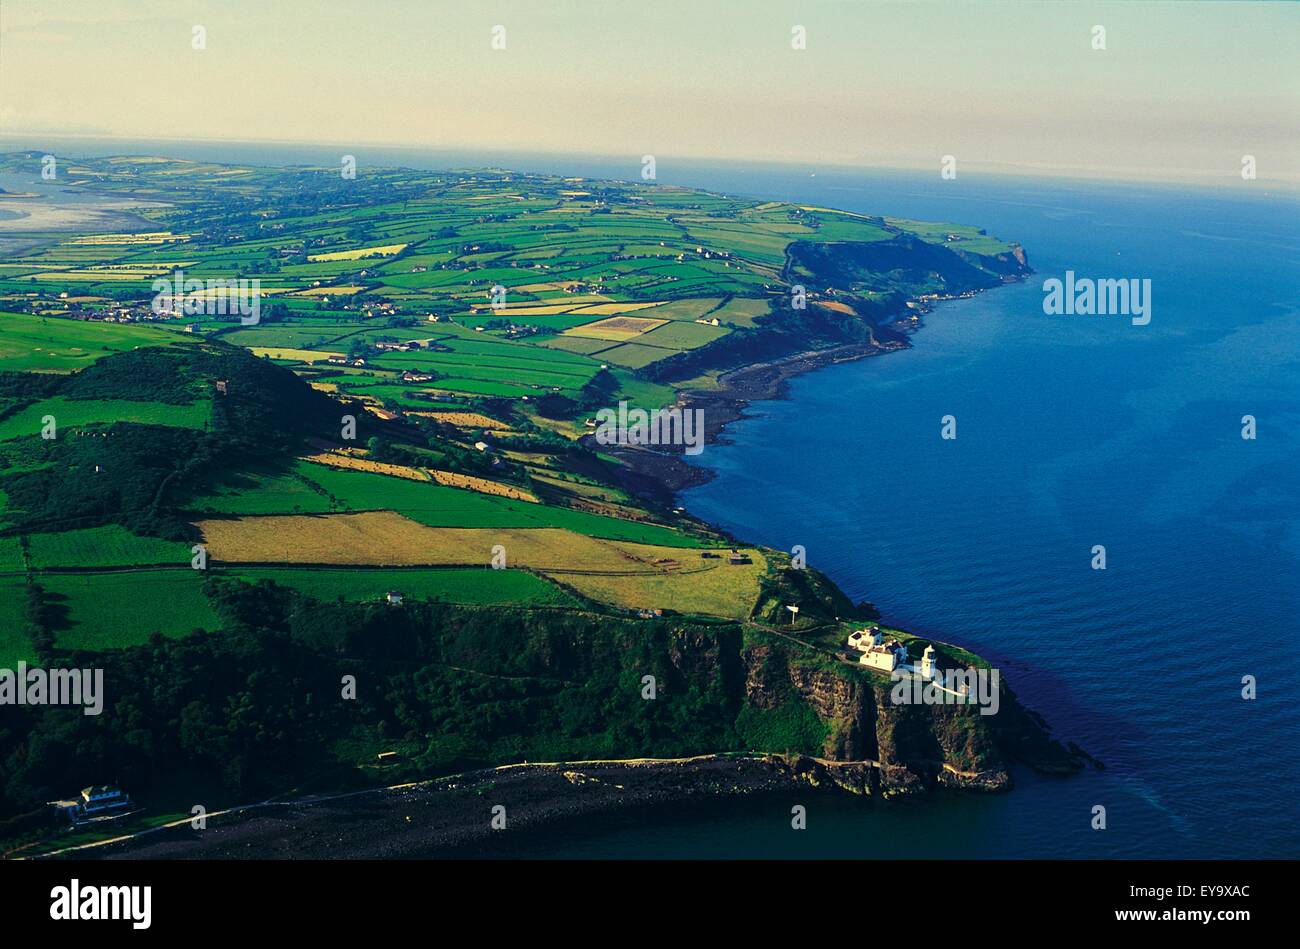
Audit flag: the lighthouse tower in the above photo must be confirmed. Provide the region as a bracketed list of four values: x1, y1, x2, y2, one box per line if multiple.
[920, 645, 938, 680]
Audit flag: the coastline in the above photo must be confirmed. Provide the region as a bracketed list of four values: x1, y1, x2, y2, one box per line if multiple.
[57, 273, 1094, 862]
[5, 161, 1084, 859]
[70, 753, 1002, 860]
[593, 334, 909, 502]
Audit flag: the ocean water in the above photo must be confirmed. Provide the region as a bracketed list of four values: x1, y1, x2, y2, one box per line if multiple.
[496, 167, 1299, 860]
[668, 169, 1300, 859]
[5, 137, 1296, 858]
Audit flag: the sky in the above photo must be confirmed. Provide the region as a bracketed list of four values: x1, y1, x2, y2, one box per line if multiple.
[0, 0, 1296, 184]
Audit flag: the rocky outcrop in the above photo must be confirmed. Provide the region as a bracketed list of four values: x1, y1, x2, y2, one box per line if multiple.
[741, 641, 1075, 796]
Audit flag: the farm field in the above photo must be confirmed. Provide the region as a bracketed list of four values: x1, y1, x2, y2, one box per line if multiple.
[41, 570, 221, 650]
[0, 154, 1024, 632]
[25, 524, 194, 568]
[0, 396, 210, 441]
[0, 312, 183, 372]
[287, 462, 701, 545]
[0, 580, 32, 666]
[195, 512, 710, 569]
[0, 535, 24, 571]
[186, 466, 336, 515]
[232, 566, 580, 607]
[197, 512, 761, 617]
[553, 548, 767, 619]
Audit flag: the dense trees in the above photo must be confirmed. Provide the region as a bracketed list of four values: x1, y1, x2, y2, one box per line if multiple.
[0, 342, 366, 539]
[0, 580, 755, 824]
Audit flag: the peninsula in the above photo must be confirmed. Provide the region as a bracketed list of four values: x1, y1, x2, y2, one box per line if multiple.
[0, 154, 1081, 858]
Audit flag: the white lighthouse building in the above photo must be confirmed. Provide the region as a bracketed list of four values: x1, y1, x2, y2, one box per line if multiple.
[847, 630, 942, 679]
[919, 644, 938, 679]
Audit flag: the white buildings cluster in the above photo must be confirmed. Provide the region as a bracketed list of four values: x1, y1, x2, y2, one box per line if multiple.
[846, 626, 938, 678]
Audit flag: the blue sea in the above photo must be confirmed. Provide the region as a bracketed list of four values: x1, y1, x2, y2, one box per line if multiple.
[5, 137, 1297, 858]
[672, 165, 1300, 860]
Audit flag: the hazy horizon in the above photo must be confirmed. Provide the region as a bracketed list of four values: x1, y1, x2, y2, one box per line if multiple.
[0, 0, 1296, 186]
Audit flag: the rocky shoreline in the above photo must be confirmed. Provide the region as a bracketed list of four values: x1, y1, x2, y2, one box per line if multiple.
[592, 336, 908, 503]
[82, 753, 1002, 860]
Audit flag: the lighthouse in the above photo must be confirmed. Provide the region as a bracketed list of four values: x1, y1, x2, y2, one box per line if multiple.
[920, 644, 938, 680]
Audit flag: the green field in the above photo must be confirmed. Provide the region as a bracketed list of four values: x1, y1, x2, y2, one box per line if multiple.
[0, 396, 210, 441]
[41, 570, 220, 650]
[298, 462, 704, 546]
[0, 312, 183, 372]
[0, 534, 24, 572]
[0, 578, 31, 666]
[25, 525, 195, 569]
[234, 566, 580, 607]
[187, 466, 335, 515]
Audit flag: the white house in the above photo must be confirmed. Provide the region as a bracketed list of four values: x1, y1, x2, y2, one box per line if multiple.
[846, 626, 883, 652]
[847, 626, 933, 676]
[859, 638, 907, 673]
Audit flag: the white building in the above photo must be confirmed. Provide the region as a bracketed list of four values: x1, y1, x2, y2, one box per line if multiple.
[846, 626, 883, 652]
[859, 638, 907, 673]
[847, 628, 941, 678]
[919, 644, 938, 679]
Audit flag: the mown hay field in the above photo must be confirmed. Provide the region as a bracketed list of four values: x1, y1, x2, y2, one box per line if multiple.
[307, 243, 408, 262]
[561, 315, 668, 341]
[405, 410, 510, 429]
[197, 512, 674, 568]
[549, 548, 766, 619]
[196, 512, 760, 617]
[303, 454, 538, 502]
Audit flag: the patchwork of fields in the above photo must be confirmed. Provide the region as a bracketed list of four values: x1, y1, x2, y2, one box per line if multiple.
[0, 155, 1024, 656]
[197, 512, 764, 617]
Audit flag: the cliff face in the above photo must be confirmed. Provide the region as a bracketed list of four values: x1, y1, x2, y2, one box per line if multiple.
[740, 641, 1073, 796]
